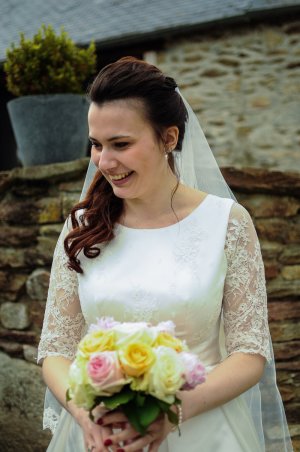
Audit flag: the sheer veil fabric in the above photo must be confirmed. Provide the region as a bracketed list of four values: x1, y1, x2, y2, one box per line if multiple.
[38, 89, 293, 451]
[175, 93, 292, 450]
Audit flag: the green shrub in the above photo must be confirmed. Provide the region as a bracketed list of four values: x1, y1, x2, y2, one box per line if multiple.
[4, 24, 97, 96]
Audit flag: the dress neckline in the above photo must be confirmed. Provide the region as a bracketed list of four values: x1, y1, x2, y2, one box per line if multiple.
[116, 193, 212, 232]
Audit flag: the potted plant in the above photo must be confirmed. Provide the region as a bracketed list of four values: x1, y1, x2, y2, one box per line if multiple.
[4, 24, 96, 166]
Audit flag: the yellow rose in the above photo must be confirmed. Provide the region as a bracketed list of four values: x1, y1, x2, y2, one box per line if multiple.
[130, 372, 151, 392]
[78, 330, 115, 358]
[119, 342, 156, 377]
[154, 332, 185, 352]
[148, 346, 185, 404]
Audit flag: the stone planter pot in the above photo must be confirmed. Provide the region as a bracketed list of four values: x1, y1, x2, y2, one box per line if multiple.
[7, 94, 89, 166]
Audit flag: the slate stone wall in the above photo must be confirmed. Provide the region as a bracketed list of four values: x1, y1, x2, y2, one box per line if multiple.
[154, 19, 300, 172]
[0, 159, 88, 451]
[0, 160, 299, 450]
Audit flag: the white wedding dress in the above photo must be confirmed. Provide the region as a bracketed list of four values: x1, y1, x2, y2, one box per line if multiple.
[38, 194, 292, 451]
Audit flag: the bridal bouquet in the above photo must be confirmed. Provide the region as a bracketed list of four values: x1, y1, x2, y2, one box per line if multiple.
[67, 317, 206, 434]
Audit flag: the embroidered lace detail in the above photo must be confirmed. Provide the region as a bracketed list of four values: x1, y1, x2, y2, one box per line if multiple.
[223, 203, 271, 362]
[173, 223, 219, 343]
[173, 222, 208, 271]
[43, 406, 60, 434]
[37, 221, 86, 363]
[124, 281, 160, 323]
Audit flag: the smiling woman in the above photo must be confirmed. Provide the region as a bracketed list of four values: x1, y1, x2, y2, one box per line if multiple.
[64, 60, 189, 272]
[88, 100, 178, 200]
[38, 57, 292, 452]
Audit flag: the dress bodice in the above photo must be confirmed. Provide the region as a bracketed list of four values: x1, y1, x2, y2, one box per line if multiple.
[78, 194, 233, 367]
[38, 193, 270, 368]
[38, 194, 293, 452]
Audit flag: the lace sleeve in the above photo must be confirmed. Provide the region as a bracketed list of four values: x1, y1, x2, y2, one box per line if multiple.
[223, 203, 271, 362]
[37, 220, 86, 364]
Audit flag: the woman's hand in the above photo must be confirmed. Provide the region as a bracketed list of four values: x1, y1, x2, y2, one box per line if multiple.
[75, 407, 115, 452]
[99, 410, 175, 452]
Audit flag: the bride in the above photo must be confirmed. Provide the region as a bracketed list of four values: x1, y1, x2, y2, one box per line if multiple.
[38, 56, 293, 451]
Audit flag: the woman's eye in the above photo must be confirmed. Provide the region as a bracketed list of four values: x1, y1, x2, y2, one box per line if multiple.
[115, 142, 129, 149]
[90, 141, 102, 150]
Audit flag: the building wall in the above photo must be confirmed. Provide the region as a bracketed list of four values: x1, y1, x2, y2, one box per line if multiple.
[3, 18, 299, 172]
[150, 19, 300, 172]
[0, 159, 299, 450]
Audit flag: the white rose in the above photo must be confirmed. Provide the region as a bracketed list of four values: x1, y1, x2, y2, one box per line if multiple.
[112, 322, 157, 347]
[148, 346, 185, 404]
[155, 321, 176, 335]
[68, 360, 95, 410]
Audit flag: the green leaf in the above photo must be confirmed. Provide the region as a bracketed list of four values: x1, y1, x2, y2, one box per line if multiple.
[135, 393, 146, 407]
[90, 397, 103, 411]
[123, 403, 146, 435]
[139, 397, 161, 428]
[89, 410, 95, 422]
[66, 388, 71, 402]
[157, 399, 171, 412]
[102, 388, 135, 410]
[166, 408, 178, 425]
[4, 23, 96, 96]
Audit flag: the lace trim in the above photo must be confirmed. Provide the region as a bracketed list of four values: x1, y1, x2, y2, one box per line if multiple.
[223, 204, 271, 362]
[43, 406, 60, 434]
[37, 222, 86, 364]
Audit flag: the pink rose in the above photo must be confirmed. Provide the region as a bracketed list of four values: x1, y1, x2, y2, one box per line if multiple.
[87, 351, 126, 394]
[180, 352, 206, 390]
[88, 317, 120, 333]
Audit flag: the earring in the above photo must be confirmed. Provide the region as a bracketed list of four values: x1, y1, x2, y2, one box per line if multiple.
[165, 148, 173, 160]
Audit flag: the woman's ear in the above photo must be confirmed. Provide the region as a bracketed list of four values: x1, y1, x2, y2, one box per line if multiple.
[164, 126, 179, 150]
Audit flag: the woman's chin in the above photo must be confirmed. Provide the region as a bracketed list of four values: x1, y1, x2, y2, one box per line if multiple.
[112, 187, 134, 200]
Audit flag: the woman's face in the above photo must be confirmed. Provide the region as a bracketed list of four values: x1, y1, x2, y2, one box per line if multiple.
[88, 100, 175, 202]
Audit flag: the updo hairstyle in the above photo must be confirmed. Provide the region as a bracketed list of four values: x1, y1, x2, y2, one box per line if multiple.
[65, 56, 188, 273]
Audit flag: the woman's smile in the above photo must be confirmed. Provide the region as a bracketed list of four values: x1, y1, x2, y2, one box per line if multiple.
[109, 171, 134, 185]
[88, 100, 176, 203]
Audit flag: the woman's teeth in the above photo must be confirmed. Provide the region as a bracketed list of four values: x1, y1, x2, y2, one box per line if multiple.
[110, 172, 132, 181]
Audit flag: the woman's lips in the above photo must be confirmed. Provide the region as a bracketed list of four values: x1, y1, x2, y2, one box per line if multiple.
[110, 171, 134, 186]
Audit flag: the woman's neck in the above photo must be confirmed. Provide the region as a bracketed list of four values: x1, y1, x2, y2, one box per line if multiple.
[121, 183, 205, 229]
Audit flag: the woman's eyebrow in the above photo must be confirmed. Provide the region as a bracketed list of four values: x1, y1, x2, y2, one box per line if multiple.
[89, 135, 131, 142]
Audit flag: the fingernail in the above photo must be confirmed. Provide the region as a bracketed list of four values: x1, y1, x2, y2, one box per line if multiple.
[104, 439, 112, 446]
[97, 418, 103, 425]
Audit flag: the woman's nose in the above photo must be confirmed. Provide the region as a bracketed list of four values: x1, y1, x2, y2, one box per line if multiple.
[98, 148, 118, 172]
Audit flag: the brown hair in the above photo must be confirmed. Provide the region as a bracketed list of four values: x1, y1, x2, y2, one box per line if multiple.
[64, 56, 188, 273]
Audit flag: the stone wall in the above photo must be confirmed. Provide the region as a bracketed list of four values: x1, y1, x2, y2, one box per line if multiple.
[0, 159, 88, 451]
[0, 160, 299, 451]
[151, 19, 300, 172]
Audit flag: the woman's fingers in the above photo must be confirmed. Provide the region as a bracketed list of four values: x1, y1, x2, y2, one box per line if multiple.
[96, 412, 169, 451]
[101, 425, 118, 451]
[148, 439, 161, 452]
[123, 438, 143, 452]
[100, 411, 128, 426]
[118, 431, 158, 451]
[83, 424, 104, 451]
[103, 425, 139, 448]
[84, 423, 115, 452]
